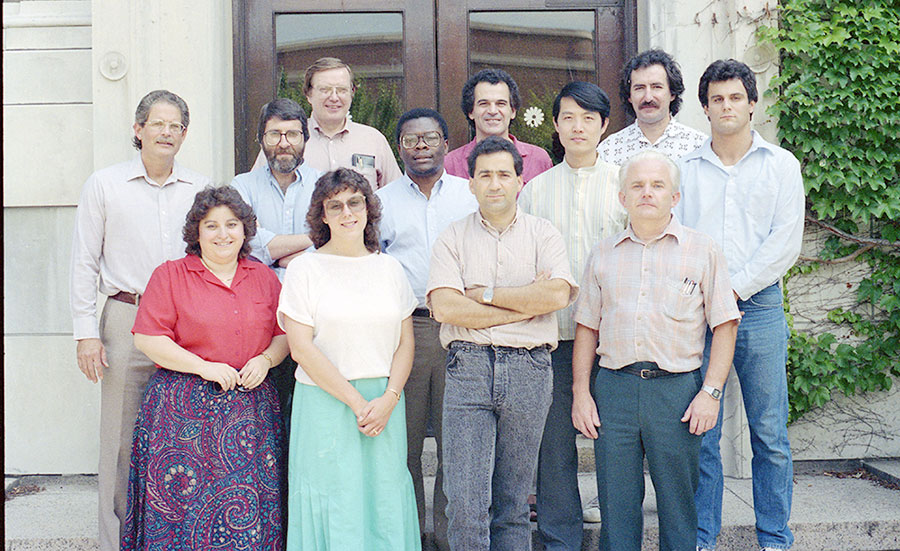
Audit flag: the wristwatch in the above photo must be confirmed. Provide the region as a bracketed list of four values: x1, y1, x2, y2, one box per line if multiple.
[701, 385, 722, 400]
[482, 287, 494, 304]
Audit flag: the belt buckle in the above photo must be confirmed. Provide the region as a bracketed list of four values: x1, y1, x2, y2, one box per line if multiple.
[640, 369, 652, 379]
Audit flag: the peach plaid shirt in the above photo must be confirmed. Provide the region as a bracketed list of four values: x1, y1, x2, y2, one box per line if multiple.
[573, 216, 740, 373]
[427, 209, 578, 350]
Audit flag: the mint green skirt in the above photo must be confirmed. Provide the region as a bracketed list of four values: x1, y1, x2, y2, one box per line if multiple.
[286, 378, 421, 550]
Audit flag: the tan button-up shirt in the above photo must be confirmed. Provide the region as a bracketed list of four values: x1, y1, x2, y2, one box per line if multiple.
[427, 209, 578, 350]
[304, 114, 402, 191]
[573, 216, 740, 372]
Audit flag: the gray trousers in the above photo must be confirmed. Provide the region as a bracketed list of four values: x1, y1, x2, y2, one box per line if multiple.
[97, 298, 156, 551]
[406, 316, 449, 550]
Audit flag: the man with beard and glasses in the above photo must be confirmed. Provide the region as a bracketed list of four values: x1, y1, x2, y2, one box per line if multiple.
[377, 108, 477, 551]
[599, 50, 707, 165]
[231, 97, 321, 432]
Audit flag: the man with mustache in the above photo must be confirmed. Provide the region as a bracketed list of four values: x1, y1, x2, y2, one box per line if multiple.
[599, 50, 707, 165]
[377, 108, 477, 551]
[444, 68, 552, 183]
[231, 97, 322, 429]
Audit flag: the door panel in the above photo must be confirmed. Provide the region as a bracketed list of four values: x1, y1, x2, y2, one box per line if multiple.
[234, 0, 635, 171]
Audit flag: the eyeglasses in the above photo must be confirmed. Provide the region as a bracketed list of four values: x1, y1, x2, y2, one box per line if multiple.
[400, 131, 444, 149]
[143, 119, 186, 134]
[324, 195, 366, 215]
[314, 86, 352, 97]
[262, 129, 304, 146]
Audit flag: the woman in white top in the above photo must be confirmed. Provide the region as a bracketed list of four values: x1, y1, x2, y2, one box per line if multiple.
[277, 168, 420, 550]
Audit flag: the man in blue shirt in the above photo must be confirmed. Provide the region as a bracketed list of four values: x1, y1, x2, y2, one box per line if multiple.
[231, 98, 322, 430]
[675, 59, 805, 551]
[377, 108, 477, 551]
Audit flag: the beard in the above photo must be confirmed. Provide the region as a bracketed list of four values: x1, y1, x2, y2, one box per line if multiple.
[266, 146, 303, 174]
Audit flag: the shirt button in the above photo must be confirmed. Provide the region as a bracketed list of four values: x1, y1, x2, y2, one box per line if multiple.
[234, 310, 238, 314]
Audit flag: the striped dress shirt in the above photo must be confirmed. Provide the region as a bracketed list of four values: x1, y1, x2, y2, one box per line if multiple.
[573, 216, 740, 373]
[519, 155, 627, 340]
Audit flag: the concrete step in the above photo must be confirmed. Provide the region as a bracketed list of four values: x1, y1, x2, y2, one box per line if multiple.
[420, 435, 596, 477]
[6, 459, 900, 550]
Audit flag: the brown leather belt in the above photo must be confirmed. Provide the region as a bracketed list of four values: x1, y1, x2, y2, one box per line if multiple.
[109, 291, 140, 306]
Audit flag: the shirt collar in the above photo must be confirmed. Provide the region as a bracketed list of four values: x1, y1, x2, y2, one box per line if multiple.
[127, 157, 194, 187]
[184, 254, 260, 287]
[562, 152, 605, 174]
[689, 130, 772, 168]
[404, 170, 450, 198]
[476, 206, 520, 236]
[615, 215, 682, 246]
[467, 134, 530, 158]
[262, 160, 306, 188]
[309, 113, 349, 137]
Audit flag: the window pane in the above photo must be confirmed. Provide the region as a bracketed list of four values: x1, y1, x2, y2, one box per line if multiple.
[468, 11, 596, 159]
[275, 13, 404, 159]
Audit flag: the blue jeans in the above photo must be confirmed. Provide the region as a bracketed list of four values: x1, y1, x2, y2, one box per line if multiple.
[536, 340, 598, 550]
[695, 283, 794, 550]
[442, 341, 553, 551]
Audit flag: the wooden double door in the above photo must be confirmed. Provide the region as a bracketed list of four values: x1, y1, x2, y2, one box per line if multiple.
[233, 0, 637, 172]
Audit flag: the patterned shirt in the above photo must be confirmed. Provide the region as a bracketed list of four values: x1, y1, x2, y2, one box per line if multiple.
[427, 209, 578, 350]
[573, 216, 740, 373]
[518, 155, 627, 340]
[598, 120, 707, 165]
[444, 135, 553, 183]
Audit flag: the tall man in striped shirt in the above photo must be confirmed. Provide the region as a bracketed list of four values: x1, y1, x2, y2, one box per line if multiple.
[572, 150, 740, 551]
[518, 81, 627, 551]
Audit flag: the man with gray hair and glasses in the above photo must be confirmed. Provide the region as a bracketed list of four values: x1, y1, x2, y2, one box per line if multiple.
[70, 89, 211, 551]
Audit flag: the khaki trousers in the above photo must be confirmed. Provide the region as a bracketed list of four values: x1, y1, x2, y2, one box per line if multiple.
[97, 299, 156, 551]
[406, 316, 449, 550]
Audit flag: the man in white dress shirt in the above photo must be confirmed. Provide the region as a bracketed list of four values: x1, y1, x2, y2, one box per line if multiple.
[70, 90, 210, 551]
[676, 59, 805, 551]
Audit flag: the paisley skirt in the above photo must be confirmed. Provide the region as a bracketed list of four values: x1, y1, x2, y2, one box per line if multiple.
[286, 377, 420, 550]
[121, 368, 285, 551]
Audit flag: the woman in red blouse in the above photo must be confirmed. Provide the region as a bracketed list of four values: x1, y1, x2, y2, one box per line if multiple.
[121, 186, 289, 550]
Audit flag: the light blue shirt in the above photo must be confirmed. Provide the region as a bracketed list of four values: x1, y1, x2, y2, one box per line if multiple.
[675, 131, 805, 300]
[377, 171, 478, 306]
[230, 161, 322, 280]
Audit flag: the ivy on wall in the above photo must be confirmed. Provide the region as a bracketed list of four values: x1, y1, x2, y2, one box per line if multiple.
[759, 0, 900, 422]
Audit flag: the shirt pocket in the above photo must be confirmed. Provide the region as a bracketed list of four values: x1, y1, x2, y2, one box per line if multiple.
[663, 277, 703, 322]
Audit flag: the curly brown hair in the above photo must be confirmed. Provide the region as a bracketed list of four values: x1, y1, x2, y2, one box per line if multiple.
[183, 185, 257, 258]
[306, 169, 382, 252]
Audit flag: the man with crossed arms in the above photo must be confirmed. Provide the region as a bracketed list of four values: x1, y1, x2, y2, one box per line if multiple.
[428, 137, 577, 550]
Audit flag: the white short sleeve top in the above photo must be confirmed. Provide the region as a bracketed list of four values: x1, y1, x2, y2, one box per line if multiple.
[278, 251, 417, 385]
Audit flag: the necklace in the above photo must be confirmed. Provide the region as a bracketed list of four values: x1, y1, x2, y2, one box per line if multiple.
[200, 256, 236, 284]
